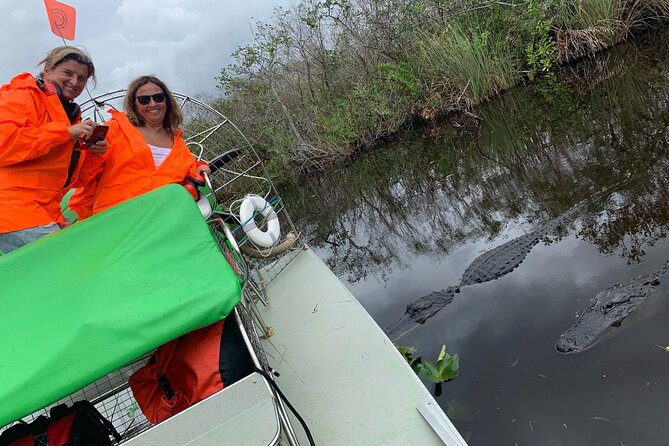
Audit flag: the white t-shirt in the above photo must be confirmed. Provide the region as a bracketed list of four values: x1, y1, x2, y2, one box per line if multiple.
[148, 144, 172, 169]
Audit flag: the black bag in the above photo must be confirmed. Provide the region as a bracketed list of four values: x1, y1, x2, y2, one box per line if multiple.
[0, 401, 121, 446]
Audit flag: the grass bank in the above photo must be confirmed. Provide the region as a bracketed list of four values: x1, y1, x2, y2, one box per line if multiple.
[213, 0, 669, 180]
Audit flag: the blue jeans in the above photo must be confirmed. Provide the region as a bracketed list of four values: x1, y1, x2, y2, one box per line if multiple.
[0, 223, 60, 255]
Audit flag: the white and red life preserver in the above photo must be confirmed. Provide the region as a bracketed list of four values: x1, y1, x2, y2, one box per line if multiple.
[239, 194, 281, 248]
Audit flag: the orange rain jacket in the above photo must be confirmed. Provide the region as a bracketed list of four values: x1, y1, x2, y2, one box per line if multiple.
[0, 73, 97, 233]
[70, 109, 206, 219]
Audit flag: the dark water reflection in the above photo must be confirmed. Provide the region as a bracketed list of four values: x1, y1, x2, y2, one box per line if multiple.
[286, 27, 669, 445]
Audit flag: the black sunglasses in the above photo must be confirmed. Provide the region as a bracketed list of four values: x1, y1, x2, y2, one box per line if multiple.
[136, 93, 166, 105]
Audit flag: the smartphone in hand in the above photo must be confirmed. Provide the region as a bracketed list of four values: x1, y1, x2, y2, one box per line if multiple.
[82, 125, 109, 146]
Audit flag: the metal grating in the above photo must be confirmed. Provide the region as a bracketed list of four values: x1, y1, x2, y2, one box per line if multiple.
[13, 352, 153, 443]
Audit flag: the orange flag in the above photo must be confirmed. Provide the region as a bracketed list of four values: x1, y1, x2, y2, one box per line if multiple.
[43, 0, 76, 41]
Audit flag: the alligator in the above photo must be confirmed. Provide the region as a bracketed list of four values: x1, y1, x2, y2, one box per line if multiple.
[556, 261, 669, 354]
[460, 200, 591, 286]
[386, 204, 586, 337]
[385, 286, 460, 336]
[459, 231, 543, 285]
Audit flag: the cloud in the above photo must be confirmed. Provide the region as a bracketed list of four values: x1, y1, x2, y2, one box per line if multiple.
[0, 0, 290, 99]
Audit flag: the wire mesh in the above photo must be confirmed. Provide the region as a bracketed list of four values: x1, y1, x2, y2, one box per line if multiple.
[14, 352, 153, 443]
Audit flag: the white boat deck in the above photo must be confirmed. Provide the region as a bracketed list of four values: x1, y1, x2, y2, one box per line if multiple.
[123, 372, 280, 445]
[258, 248, 467, 445]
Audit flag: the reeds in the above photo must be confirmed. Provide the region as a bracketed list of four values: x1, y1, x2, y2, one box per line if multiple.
[414, 24, 518, 104]
[557, 0, 669, 62]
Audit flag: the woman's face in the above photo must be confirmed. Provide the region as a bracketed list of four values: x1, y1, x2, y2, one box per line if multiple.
[43, 59, 89, 101]
[134, 82, 167, 127]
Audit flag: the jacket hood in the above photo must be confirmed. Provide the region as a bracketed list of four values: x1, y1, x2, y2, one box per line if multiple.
[1, 72, 39, 92]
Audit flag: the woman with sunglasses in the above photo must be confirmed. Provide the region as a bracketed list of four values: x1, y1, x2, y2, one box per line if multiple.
[70, 75, 209, 218]
[0, 46, 107, 254]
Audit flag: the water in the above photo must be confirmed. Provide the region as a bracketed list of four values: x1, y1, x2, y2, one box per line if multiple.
[286, 27, 669, 445]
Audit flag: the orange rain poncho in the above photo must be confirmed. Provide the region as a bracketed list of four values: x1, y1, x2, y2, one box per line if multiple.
[70, 109, 206, 219]
[0, 73, 98, 233]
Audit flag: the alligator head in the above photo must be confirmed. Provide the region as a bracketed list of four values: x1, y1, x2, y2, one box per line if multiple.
[556, 276, 662, 354]
[404, 286, 460, 324]
[385, 286, 460, 337]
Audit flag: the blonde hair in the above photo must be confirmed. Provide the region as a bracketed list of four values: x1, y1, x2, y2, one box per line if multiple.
[38, 46, 96, 86]
[123, 75, 183, 132]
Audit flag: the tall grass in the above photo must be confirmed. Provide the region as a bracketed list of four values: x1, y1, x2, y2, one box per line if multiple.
[574, 0, 627, 28]
[414, 24, 519, 103]
[556, 0, 669, 62]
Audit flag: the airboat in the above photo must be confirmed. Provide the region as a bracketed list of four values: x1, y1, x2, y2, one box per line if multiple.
[0, 91, 468, 445]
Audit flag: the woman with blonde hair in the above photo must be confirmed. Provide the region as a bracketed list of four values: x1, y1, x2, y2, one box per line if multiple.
[0, 46, 106, 254]
[71, 75, 209, 219]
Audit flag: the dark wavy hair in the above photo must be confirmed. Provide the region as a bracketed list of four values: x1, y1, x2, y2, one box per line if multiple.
[123, 75, 183, 132]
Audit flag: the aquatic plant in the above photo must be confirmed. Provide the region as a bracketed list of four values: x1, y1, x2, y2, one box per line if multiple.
[396, 344, 460, 396]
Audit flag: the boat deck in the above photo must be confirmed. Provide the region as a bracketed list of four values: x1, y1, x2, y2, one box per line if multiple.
[257, 248, 467, 445]
[123, 372, 280, 445]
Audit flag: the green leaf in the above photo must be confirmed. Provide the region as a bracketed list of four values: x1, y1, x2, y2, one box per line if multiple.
[409, 356, 422, 375]
[420, 345, 460, 384]
[421, 360, 440, 381]
[436, 355, 460, 382]
[395, 344, 417, 358]
[436, 344, 446, 362]
[396, 344, 458, 384]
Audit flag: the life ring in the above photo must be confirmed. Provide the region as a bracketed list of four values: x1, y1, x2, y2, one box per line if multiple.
[239, 194, 280, 248]
[241, 231, 299, 259]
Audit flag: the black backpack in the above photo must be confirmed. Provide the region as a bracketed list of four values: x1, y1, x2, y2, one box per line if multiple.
[0, 400, 121, 446]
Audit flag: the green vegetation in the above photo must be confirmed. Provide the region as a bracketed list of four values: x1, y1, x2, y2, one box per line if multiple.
[214, 0, 669, 178]
[396, 344, 460, 396]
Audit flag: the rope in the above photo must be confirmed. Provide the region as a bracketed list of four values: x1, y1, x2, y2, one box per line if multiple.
[252, 367, 316, 446]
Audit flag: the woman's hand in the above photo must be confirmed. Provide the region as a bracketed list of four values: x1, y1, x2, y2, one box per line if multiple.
[196, 164, 211, 175]
[87, 139, 108, 156]
[67, 119, 95, 141]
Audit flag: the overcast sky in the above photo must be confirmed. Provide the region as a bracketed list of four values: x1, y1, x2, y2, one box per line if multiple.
[0, 0, 291, 98]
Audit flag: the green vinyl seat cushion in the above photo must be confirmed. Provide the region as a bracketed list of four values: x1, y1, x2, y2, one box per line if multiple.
[0, 184, 241, 427]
